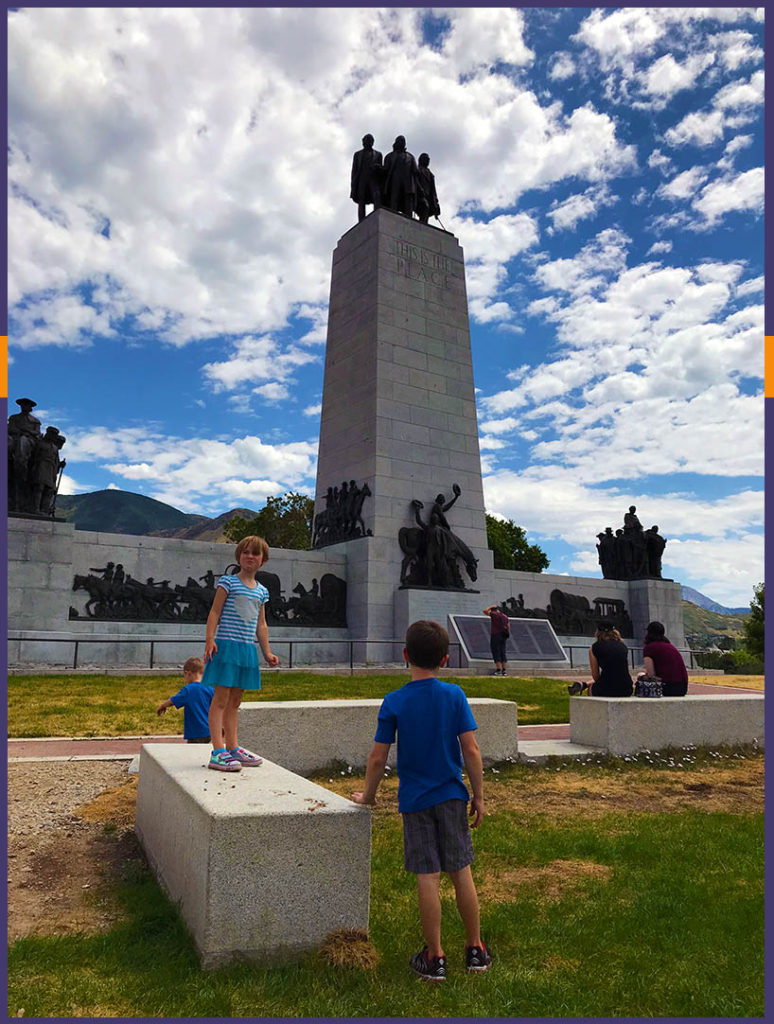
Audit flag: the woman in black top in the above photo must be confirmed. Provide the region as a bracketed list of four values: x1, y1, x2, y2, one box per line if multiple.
[588, 622, 633, 696]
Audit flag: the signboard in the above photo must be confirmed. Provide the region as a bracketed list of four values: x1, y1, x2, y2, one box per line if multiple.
[449, 615, 568, 663]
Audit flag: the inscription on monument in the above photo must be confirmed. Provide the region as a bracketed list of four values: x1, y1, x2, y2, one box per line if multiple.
[449, 615, 567, 663]
[394, 241, 454, 289]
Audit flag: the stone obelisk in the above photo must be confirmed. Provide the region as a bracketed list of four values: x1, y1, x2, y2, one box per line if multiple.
[314, 207, 495, 643]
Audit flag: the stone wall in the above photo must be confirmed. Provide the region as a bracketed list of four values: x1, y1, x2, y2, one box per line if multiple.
[8, 517, 685, 669]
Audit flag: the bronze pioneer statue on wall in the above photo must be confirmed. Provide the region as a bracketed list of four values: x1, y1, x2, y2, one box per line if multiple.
[399, 483, 478, 589]
[8, 398, 66, 516]
[597, 506, 667, 580]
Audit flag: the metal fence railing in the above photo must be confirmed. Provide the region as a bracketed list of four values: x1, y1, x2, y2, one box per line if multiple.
[7, 635, 464, 674]
[9, 634, 703, 673]
[564, 645, 699, 670]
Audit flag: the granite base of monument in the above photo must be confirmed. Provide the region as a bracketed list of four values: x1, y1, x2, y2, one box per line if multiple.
[135, 744, 371, 968]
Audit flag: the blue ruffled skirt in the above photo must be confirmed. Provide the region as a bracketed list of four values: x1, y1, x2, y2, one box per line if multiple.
[201, 638, 262, 690]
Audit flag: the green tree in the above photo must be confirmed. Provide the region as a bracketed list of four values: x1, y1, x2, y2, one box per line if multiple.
[223, 492, 314, 550]
[485, 514, 549, 573]
[742, 582, 764, 661]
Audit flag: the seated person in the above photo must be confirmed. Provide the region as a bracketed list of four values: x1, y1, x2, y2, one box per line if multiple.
[570, 622, 633, 697]
[156, 656, 214, 743]
[641, 621, 688, 696]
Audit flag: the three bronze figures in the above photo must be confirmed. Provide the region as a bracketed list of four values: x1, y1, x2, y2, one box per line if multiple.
[351, 134, 441, 225]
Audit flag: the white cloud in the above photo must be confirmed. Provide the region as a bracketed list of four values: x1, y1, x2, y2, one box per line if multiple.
[647, 240, 673, 255]
[546, 185, 616, 233]
[713, 69, 765, 111]
[441, 8, 534, 76]
[303, 403, 322, 417]
[658, 166, 709, 200]
[202, 335, 317, 392]
[647, 149, 673, 174]
[63, 424, 318, 513]
[641, 52, 715, 100]
[735, 275, 764, 298]
[665, 109, 725, 148]
[708, 30, 764, 71]
[477, 229, 763, 490]
[692, 167, 764, 224]
[548, 52, 575, 80]
[252, 382, 290, 403]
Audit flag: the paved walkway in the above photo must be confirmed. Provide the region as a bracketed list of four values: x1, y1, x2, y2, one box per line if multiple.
[7, 681, 760, 763]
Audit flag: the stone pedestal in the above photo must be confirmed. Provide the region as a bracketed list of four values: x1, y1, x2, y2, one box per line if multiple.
[315, 208, 495, 638]
[626, 578, 685, 648]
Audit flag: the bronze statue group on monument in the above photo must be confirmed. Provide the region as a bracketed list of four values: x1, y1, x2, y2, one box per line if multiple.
[351, 133, 441, 225]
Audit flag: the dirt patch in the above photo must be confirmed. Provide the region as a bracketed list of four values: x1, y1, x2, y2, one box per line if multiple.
[477, 858, 612, 904]
[690, 675, 764, 691]
[8, 762, 139, 942]
[76, 778, 138, 829]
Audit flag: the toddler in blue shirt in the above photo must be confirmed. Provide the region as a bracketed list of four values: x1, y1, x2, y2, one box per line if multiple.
[156, 657, 214, 743]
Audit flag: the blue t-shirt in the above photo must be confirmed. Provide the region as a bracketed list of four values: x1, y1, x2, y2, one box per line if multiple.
[374, 677, 477, 813]
[170, 682, 215, 739]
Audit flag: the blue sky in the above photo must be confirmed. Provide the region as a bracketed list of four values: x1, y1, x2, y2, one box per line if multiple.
[7, 7, 765, 607]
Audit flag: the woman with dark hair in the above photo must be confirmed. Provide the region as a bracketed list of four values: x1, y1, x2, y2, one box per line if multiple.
[568, 622, 633, 696]
[642, 620, 688, 696]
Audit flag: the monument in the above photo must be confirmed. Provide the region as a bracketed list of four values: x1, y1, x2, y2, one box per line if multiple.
[312, 204, 497, 650]
[7, 147, 687, 668]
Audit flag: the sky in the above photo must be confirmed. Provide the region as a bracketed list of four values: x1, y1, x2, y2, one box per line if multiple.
[7, 6, 765, 608]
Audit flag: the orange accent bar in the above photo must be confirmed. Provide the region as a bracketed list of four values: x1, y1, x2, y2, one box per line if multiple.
[0, 336, 6, 398]
[767, 337, 774, 398]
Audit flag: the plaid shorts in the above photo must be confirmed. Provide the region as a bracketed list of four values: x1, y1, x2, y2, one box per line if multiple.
[402, 798, 474, 874]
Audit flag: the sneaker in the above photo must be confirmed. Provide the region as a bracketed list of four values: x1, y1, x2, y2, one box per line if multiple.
[568, 681, 583, 696]
[228, 746, 263, 766]
[465, 944, 492, 973]
[410, 947, 446, 982]
[208, 750, 242, 772]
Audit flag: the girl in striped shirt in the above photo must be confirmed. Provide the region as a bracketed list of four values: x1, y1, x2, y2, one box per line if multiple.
[202, 535, 279, 772]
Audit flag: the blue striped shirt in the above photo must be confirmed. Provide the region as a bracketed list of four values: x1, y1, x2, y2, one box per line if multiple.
[215, 574, 269, 643]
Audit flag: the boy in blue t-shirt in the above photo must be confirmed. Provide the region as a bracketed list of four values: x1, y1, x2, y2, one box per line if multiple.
[156, 657, 214, 743]
[352, 620, 491, 981]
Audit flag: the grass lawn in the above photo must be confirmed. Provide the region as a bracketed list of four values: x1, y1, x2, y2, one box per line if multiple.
[7, 672, 573, 737]
[7, 751, 764, 1017]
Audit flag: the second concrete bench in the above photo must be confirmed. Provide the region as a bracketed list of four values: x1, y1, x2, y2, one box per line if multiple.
[237, 697, 519, 775]
[570, 693, 764, 756]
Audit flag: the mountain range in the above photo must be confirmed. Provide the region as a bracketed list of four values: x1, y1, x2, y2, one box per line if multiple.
[56, 489, 258, 542]
[680, 585, 749, 617]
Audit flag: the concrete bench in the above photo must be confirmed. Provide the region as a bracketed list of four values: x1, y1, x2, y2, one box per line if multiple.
[237, 697, 519, 775]
[135, 744, 370, 969]
[570, 694, 764, 757]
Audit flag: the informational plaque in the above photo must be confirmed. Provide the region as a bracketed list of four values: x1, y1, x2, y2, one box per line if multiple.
[449, 615, 568, 663]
